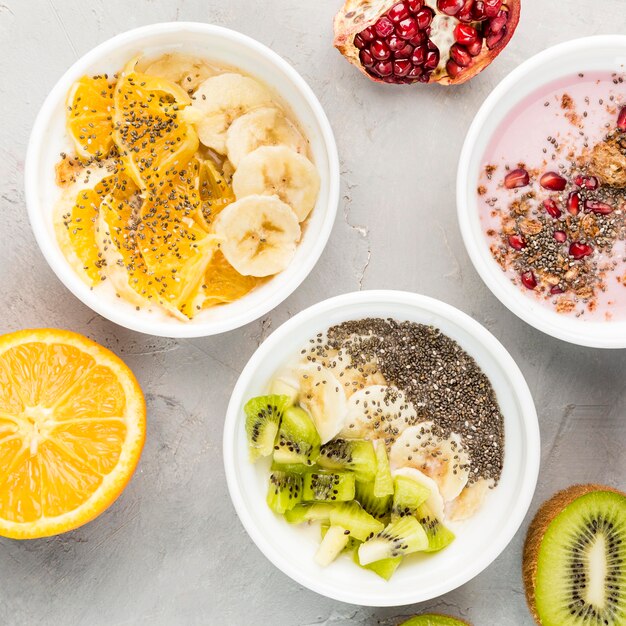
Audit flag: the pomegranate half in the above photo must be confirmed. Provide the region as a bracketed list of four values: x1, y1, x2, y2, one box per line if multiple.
[334, 0, 521, 85]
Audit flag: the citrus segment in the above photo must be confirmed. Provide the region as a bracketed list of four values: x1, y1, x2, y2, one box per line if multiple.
[199, 250, 263, 305]
[196, 159, 235, 230]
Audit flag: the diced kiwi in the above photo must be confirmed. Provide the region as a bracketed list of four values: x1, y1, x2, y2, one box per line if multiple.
[314, 525, 350, 566]
[399, 616, 470, 626]
[302, 470, 355, 502]
[358, 515, 429, 565]
[329, 500, 385, 541]
[373, 443, 394, 497]
[317, 438, 377, 482]
[355, 479, 391, 521]
[245, 394, 291, 461]
[266, 470, 303, 515]
[392, 474, 431, 518]
[271, 461, 315, 475]
[415, 502, 455, 552]
[523, 484, 626, 626]
[273, 406, 321, 466]
[284, 502, 335, 524]
[349, 542, 403, 581]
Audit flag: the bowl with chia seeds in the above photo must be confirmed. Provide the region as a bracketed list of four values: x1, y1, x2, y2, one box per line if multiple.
[223, 290, 540, 606]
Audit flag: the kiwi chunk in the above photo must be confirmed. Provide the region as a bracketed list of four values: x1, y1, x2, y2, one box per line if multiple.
[317, 438, 377, 482]
[284, 502, 335, 524]
[273, 406, 321, 466]
[374, 443, 394, 497]
[399, 616, 470, 626]
[329, 500, 384, 541]
[355, 479, 392, 521]
[392, 475, 431, 518]
[245, 394, 291, 461]
[270, 461, 315, 476]
[415, 502, 455, 552]
[266, 470, 303, 515]
[358, 515, 428, 565]
[524, 485, 626, 626]
[302, 470, 355, 502]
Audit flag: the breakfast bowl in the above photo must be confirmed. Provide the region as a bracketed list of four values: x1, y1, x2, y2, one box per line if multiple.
[25, 22, 339, 338]
[223, 290, 540, 606]
[457, 35, 626, 349]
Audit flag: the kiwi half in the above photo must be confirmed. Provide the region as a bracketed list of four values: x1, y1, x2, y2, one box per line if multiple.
[523, 484, 626, 626]
[245, 394, 291, 460]
[399, 616, 470, 626]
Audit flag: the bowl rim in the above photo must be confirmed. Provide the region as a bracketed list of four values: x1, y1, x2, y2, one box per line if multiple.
[457, 34, 626, 349]
[24, 21, 340, 338]
[223, 289, 541, 606]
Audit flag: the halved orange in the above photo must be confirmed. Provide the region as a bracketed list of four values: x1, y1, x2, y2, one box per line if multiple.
[0, 329, 145, 539]
[66, 75, 116, 159]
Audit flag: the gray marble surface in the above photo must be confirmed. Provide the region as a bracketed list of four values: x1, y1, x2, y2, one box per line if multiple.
[1, 1, 625, 624]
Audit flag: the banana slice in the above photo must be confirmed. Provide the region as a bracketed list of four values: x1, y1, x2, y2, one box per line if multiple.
[339, 385, 418, 444]
[138, 53, 216, 93]
[213, 195, 300, 277]
[225, 106, 308, 167]
[446, 478, 493, 522]
[232, 146, 320, 222]
[296, 363, 348, 444]
[186, 73, 274, 153]
[393, 467, 445, 520]
[389, 423, 470, 502]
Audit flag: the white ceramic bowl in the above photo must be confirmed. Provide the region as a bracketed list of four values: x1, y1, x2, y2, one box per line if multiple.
[25, 22, 339, 338]
[457, 35, 626, 349]
[223, 290, 540, 606]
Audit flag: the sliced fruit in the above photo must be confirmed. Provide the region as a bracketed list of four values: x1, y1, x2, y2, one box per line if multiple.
[355, 479, 392, 521]
[232, 145, 320, 222]
[321, 350, 387, 398]
[213, 195, 301, 278]
[315, 525, 351, 566]
[400, 615, 470, 626]
[447, 478, 492, 521]
[415, 502, 455, 552]
[244, 394, 291, 461]
[329, 500, 384, 541]
[269, 374, 299, 405]
[0, 328, 145, 539]
[392, 473, 431, 518]
[266, 470, 303, 515]
[358, 515, 428, 565]
[195, 158, 236, 231]
[393, 467, 445, 520]
[273, 406, 321, 466]
[138, 53, 216, 93]
[303, 470, 355, 502]
[360, 554, 403, 580]
[186, 73, 274, 153]
[318, 438, 377, 483]
[284, 501, 335, 524]
[523, 484, 626, 626]
[66, 75, 116, 159]
[270, 461, 315, 475]
[226, 106, 308, 167]
[374, 441, 394, 497]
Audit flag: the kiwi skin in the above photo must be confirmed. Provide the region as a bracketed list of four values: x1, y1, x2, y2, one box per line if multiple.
[399, 615, 471, 626]
[522, 483, 626, 625]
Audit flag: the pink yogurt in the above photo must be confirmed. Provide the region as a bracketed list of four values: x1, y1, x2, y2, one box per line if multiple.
[478, 72, 626, 322]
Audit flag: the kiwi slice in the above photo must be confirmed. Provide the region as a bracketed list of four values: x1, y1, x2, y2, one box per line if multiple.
[355, 479, 392, 521]
[266, 470, 303, 515]
[302, 470, 355, 502]
[392, 474, 431, 518]
[329, 500, 384, 541]
[374, 443, 394, 497]
[358, 515, 428, 565]
[415, 502, 455, 552]
[270, 461, 314, 475]
[284, 502, 335, 524]
[245, 394, 291, 460]
[523, 484, 626, 626]
[353, 550, 403, 581]
[273, 406, 321, 466]
[400, 616, 470, 626]
[317, 438, 377, 483]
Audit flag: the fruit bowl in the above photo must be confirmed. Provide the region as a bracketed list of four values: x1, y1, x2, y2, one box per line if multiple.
[223, 290, 540, 606]
[25, 22, 339, 338]
[457, 35, 626, 348]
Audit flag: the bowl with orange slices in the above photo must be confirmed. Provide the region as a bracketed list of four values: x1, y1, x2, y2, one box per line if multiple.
[25, 22, 339, 337]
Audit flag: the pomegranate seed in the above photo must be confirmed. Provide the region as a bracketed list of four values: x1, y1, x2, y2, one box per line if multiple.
[409, 30, 428, 45]
[396, 16, 419, 39]
[371, 40, 391, 61]
[415, 7, 433, 29]
[354, 35, 366, 50]
[569, 242, 593, 259]
[567, 191, 581, 215]
[437, 0, 464, 15]
[618, 106, 626, 131]
[484, 0, 503, 17]
[582, 176, 599, 190]
[394, 59, 413, 77]
[540, 171, 567, 191]
[521, 271, 537, 290]
[387, 35, 405, 52]
[543, 198, 562, 218]
[508, 234, 526, 250]
[574, 174, 584, 186]
[359, 49, 375, 68]
[446, 59, 464, 78]
[396, 42, 414, 57]
[360, 27, 375, 42]
[458, 0, 474, 21]
[424, 48, 440, 70]
[472, 1, 488, 20]
[585, 200, 614, 215]
[553, 230, 567, 243]
[489, 15, 507, 34]
[454, 24, 478, 45]
[375, 17, 395, 38]
[411, 45, 427, 65]
[408, 0, 423, 11]
[486, 25, 506, 49]
[450, 43, 472, 67]
[374, 60, 393, 76]
[550, 286, 565, 295]
[407, 65, 423, 79]
[388, 2, 410, 22]
[466, 39, 483, 56]
[504, 168, 529, 189]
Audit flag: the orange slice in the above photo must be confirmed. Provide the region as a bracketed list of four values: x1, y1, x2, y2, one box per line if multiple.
[113, 71, 199, 191]
[196, 159, 235, 231]
[0, 329, 145, 539]
[66, 75, 116, 159]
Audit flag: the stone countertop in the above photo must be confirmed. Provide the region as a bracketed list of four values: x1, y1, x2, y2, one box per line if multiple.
[0, 1, 624, 624]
